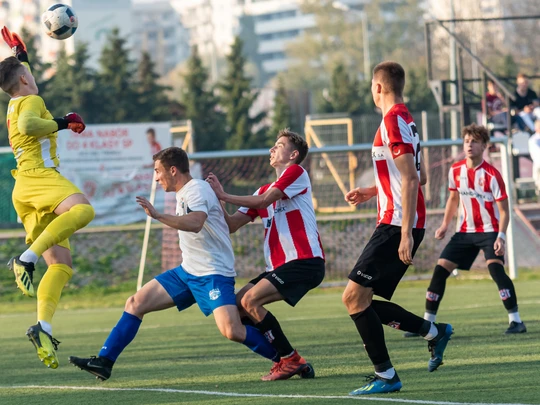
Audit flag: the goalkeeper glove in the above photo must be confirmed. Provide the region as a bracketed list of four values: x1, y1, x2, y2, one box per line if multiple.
[1, 26, 28, 62]
[53, 112, 86, 134]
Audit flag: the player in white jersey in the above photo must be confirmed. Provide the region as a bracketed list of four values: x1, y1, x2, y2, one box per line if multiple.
[404, 123, 526, 337]
[342, 62, 453, 395]
[206, 129, 324, 381]
[69, 147, 278, 381]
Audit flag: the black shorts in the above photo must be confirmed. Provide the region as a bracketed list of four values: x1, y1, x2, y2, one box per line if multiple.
[440, 232, 504, 270]
[249, 258, 325, 306]
[348, 224, 425, 300]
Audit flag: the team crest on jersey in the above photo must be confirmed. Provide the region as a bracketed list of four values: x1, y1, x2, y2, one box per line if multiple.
[209, 288, 221, 301]
[478, 176, 485, 188]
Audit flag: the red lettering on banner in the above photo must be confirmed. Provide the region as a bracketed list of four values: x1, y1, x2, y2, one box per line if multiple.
[97, 128, 129, 138]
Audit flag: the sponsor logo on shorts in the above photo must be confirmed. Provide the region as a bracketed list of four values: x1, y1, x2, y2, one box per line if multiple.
[426, 291, 440, 301]
[271, 273, 285, 284]
[388, 321, 401, 329]
[499, 288, 511, 300]
[209, 288, 221, 301]
[356, 270, 372, 280]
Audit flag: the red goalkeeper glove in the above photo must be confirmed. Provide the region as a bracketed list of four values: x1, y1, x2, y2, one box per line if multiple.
[53, 112, 86, 133]
[1, 26, 27, 60]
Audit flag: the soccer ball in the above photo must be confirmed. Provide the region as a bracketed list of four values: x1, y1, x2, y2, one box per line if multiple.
[42, 4, 78, 40]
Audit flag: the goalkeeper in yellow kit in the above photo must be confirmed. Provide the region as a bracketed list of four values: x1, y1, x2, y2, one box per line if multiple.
[0, 27, 95, 369]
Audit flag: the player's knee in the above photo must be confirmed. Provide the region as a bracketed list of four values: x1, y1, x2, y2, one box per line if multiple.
[219, 324, 243, 342]
[71, 203, 95, 228]
[342, 288, 357, 308]
[124, 295, 143, 315]
[240, 292, 257, 314]
[342, 286, 371, 312]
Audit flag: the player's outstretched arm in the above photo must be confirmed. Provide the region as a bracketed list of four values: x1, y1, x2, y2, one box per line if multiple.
[1, 26, 28, 64]
[19, 108, 86, 137]
[136, 196, 207, 233]
[206, 172, 285, 209]
[224, 211, 252, 234]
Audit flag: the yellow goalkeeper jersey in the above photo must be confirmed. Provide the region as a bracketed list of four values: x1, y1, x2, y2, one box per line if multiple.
[7, 93, 60, 171]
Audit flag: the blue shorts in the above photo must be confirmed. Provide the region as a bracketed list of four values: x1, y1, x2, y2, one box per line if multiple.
[155, 266, 236, 316]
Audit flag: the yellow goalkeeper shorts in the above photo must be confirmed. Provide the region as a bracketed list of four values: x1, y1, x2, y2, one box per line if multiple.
[11, 168, 83, 248]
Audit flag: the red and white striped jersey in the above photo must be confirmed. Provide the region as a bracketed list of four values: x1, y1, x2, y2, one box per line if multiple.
[238, 164, 325, 271]
[448, 160, 507, 233]
[372, 103, 426, 229]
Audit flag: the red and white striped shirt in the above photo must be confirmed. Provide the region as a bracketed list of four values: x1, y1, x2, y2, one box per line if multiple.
[239, 164, 325, 271]
[448, 160, 507, 233]
[373, 104, 426, 229]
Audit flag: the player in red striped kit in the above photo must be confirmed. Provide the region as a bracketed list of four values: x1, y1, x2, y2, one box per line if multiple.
[404, 123, 526, 337]
[206, 129, 324, 381]
[342, 62, 453, 395]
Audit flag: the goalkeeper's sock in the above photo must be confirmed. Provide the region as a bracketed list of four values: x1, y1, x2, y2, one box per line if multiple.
[99, 312, 142, 362]
[26, 204, 95, 259]
[37, 264, 73, 326]
[243, 325, 280, 362]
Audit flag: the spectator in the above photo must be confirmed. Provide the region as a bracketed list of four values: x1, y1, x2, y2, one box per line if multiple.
[511, 73, 538, 132]
[485, 80, 508, 128]
[528, 120, 540, 192]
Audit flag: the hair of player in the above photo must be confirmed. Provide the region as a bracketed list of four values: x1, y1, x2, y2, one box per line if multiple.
[373, 61, 405, 97]
[0, 56, 24, 96]
[462, 123, 490, 144]
[153, 147, 190, 173]
[146, 128, 156, 137]
[277, 128, 308, 164]
[516, 72, 528, 80]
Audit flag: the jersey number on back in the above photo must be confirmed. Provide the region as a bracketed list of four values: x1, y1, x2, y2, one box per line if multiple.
[408, 123, 421, 171]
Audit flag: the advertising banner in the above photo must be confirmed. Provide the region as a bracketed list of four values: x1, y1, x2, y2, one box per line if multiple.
[56, 122, 172, 225]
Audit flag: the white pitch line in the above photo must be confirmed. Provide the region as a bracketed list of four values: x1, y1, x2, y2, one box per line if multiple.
[0, 385, 534, 405]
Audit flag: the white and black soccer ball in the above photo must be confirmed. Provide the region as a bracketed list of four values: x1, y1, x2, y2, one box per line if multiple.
[42, 4, 78, 40]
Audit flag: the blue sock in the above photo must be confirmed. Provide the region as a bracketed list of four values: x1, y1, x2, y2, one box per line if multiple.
[243, 325, 279, 361]
[98, 311, 142, 362]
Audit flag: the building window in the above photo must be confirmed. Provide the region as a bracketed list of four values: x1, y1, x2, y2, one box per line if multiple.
[255, 10, 296, 22]
[259, 29, 300, 41]
[260, 51, 286, 61]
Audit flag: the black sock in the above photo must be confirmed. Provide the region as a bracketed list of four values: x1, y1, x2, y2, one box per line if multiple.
[256, 312, 294, 357]
[350, 305, 392, 372]
[488, 262, 518, 312]
[371, 299, 429, 335]
[426, 265, 451, 315]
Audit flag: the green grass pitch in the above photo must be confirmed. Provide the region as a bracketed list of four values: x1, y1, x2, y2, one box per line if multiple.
[1, 277, 539, 405]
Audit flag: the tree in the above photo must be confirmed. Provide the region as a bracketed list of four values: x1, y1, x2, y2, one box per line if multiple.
[20, 27, 50, 92]
[98, 28, 137, 123]
[181, 46, 226, 152]
[404, 66, 437, 112]
[282, 0, 426, 112]
[44, 42, 107, 123]
[220, 37, 266, 150]
[494, 54, 519, 80]
[267, 77, 293, 145]
[322, 62, 367, 114]
[134, 52, 172, 122]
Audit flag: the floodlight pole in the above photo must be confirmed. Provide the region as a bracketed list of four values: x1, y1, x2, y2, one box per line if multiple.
[332, 1, 371, 80]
